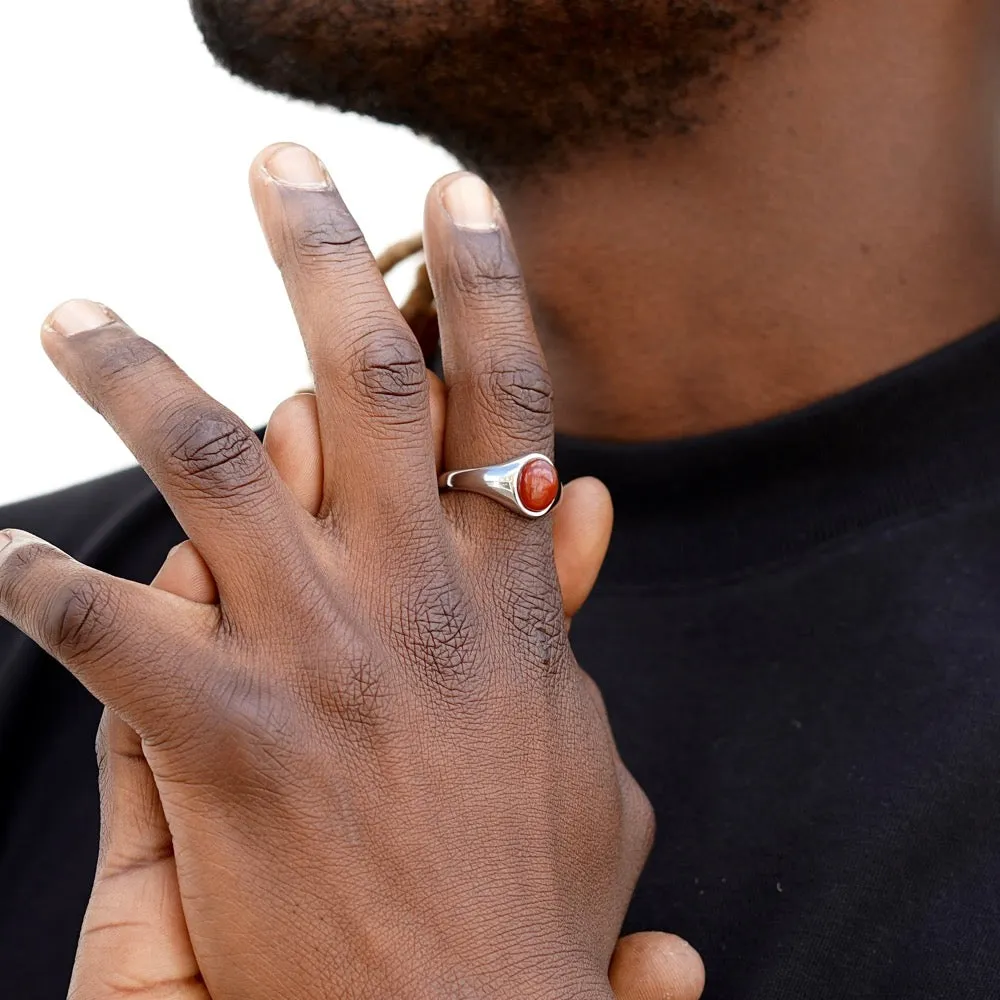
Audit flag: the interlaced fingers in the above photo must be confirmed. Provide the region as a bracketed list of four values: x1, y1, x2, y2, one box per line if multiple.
[376, 233, 439, 364]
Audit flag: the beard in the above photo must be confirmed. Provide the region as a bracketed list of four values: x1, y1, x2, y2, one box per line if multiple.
[190, 0, 799, 187]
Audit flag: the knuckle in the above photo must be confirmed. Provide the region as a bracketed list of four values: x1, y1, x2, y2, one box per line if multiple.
[89, 334, 166, 392]
[450, 237, 525, 300]
[177, 666, 296, 771]
[347, 332, 428, 416]
[46, 574, 122, 663]
[395, 576, 482, 698]
[475, 358, 554, 434]
[67, 330, 167, 412]
[162, 406, 270, 501]
[328, 647, 387, 735]
[291, 212, 369, 274]
[210, 667, 290, 735]
[508, 583, 566, 677]
[296, 628, 391, 755]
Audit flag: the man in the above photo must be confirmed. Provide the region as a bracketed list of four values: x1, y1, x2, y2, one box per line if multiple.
[2, 0, 1000, 996]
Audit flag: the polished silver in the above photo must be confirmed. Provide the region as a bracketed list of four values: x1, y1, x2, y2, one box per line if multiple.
[438, 452, 560, 519]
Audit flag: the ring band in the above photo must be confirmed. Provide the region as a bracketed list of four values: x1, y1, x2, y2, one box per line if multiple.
[438, 452, 561, 519]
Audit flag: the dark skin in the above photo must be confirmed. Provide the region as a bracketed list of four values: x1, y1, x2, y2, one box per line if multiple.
[193, 0, 1000, 439]
[65, 254, 707, 998]
[2, 151, 702, 1000]
[12, 0, 1000, 995]
[70, 377, 703, 1000]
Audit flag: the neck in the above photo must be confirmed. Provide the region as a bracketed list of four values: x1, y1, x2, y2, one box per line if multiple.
[493, 0, 1000, 440]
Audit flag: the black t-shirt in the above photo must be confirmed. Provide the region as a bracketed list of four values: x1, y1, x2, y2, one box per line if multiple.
[4, 320, 1000, 1000]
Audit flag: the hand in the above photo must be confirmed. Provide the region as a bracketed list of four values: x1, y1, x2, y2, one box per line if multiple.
[2, 143, 697, 1000]
[71, 390, 703, 1000]
[71, 380, 703, 1000]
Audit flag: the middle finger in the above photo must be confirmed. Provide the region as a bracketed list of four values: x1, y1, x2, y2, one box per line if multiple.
[250, 143, 440, 525]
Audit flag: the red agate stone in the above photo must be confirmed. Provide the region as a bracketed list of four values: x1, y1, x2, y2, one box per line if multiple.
[517, 458, 559, 512]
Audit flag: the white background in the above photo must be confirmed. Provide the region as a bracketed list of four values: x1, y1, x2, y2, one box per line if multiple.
[1, 1, 459, 506]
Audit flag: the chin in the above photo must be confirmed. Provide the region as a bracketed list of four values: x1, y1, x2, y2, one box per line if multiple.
[189, 0, 797, 183]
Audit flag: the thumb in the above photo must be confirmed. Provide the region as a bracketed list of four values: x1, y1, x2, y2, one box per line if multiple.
[610, 932, 706, 1000]
[69, 711, 208, 1000]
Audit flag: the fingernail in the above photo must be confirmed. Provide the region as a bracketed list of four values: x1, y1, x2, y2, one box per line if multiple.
[442, 174, 498, 231]
[44, 300, 114, 338]
[262, 144, 332, 190]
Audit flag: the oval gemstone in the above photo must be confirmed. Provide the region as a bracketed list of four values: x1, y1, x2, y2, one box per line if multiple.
[517, 458, 559, 512]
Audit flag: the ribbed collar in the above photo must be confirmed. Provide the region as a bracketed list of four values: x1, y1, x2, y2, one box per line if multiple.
[555, 318, 1000, 588]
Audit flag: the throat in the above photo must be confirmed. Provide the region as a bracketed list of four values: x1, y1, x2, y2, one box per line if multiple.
[496, 0, 1000, 441]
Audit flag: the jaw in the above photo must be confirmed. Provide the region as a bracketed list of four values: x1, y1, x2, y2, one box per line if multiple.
[189, 0, 802, 185]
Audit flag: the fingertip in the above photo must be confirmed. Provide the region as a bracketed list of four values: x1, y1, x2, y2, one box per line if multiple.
[423, 171, 492, 255]
[264, 392, 324, 515]
[553, 476, 614, 618]
[249, 142, 298, 193]
[39, 301, 124, 371]
[562, 475, 614, 533]
[42, 299, 118, 339]
[249, 142, 324, 248]
[426, 171, 473, 213]
[610, 932, 706, 1000]
[150, 540, 218, 605]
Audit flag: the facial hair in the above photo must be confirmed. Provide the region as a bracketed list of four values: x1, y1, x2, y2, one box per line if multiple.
[191, 0, 801, 186]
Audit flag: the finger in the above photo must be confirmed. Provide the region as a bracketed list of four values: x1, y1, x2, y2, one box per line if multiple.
[554, 478, 614, 620]
[428, 370, 446, 472]
[249, 143, 439, 521]
[263, 392, 324, 516]
[151, 541, 218, 605]
[71, 537, 217, 996]
[148, 384, 442, 604]
[70, 710, 208, 1000]
[0, 529, 212, 730]
[261, 378, 445, 513]
[424, 172, 553, 476]
[609, 933, 706, 1000]
[94, 711, 165, 879]
[146, 392, 331, 615]
[40, 300, 294, 590]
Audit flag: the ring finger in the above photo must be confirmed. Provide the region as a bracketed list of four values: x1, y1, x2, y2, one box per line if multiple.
[423, 173, 556, 552]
